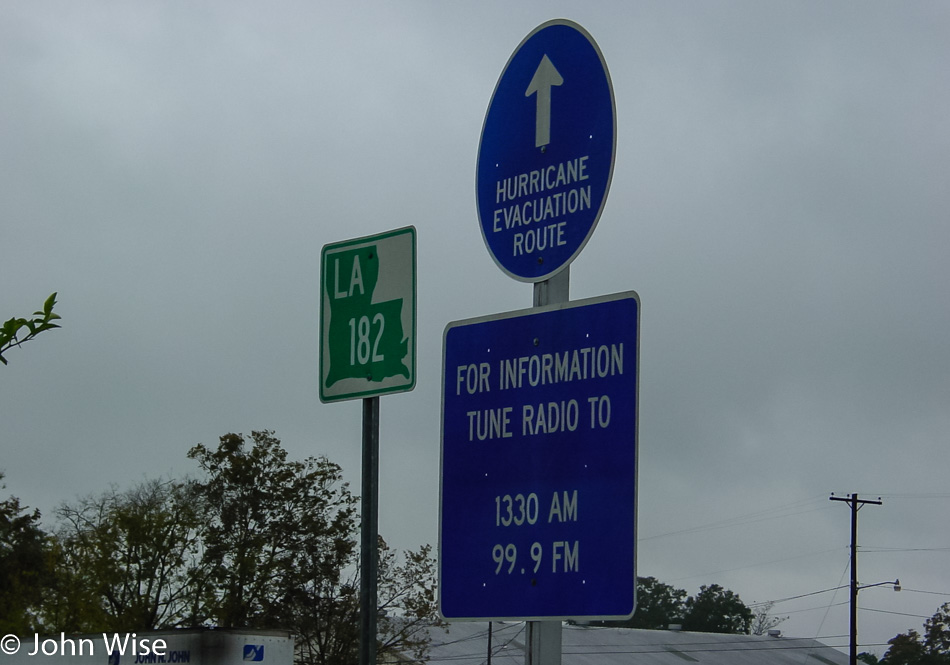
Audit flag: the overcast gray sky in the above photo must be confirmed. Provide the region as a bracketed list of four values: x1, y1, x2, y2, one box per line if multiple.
[2, 1, 948, 657]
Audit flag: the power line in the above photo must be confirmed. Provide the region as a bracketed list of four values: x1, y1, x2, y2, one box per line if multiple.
[430, 624, 526, 665]
[750, 579, 947, 609]
[871, 493, 950, 500]
[861, 546, 950, 553]
[779, 600, 849, 616]
[563, 634, 852, 649]
[460, 638, 870, 658]
[639, 495, 828, 542]
[862, 607, 932, 619]
[808, 553, 852, 658]
[440, 637, 864, 660]
[749, 584, 850, 607]
[668, 546, 844, 584]
[901, 587, 950, 597]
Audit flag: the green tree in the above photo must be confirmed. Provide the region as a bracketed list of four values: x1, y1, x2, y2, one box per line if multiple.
[883, 630, 928, 665]
[188, 431, 442, 665]
[0, 475, 52, 634]
[590, 576, 687, 629]
[186, 431, 359, 631]
[45, 479, 202, 632]
[923, 603, 950, 658]
[634, 576, 687, 629]
[582, 577, 755, 634]
[682, 583, 754, 634]
[0, 293, 61, 365]
[7, 431, 440, 661]
[881, 603, 950, 665]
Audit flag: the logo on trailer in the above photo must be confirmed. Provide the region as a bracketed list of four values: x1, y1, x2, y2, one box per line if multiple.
[243, 645, 264, 662]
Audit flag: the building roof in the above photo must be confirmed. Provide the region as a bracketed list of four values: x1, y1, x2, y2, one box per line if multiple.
[418, 622, 849, 665]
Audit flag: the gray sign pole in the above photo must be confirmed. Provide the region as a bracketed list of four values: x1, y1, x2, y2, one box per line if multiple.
[360, 396, 380, 665]
[525, 266, 569, 665]
[320, 227, 415, 664]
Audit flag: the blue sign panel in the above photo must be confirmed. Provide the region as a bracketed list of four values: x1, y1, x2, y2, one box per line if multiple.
[439, 293, 638, 620]
[476, 20, 616, 282]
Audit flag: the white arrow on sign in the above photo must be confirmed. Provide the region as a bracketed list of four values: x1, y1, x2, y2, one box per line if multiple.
[525, 54, 563, 148]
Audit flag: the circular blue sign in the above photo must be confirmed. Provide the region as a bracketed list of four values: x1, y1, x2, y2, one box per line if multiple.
[476, 20, 616, 283]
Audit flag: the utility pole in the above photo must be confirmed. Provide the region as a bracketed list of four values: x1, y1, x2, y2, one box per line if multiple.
[830, 493, 882, 665]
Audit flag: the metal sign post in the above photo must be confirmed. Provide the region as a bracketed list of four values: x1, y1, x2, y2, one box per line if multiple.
[318, 227, 416, 665]
[359, 397, 380, 665]
[528, 270, 570, 665]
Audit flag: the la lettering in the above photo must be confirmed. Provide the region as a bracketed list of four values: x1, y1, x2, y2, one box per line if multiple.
[332, 255, 365, 299]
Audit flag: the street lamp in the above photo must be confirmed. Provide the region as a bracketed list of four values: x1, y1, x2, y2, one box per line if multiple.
[858, 579, 901, 593]
[851, 579, 901, 665]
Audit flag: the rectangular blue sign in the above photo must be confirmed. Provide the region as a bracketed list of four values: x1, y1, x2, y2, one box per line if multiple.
[439, 292, 639, 620]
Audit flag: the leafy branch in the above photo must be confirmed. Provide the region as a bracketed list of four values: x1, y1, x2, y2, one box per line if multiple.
[0, 293, 61, 365]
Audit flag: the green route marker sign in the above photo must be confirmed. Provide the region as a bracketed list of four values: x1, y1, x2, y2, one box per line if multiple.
[319, 226, 416, 403]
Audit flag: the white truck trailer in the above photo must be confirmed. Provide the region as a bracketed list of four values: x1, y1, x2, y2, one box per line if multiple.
[2, 629, 294, 665]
